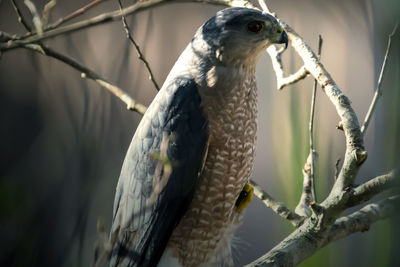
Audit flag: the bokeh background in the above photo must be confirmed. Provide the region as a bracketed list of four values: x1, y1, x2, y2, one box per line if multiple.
[1, 0, 399, 266]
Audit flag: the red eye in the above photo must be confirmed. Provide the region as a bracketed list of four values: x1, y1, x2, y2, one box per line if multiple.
[247, 21, 263, 33]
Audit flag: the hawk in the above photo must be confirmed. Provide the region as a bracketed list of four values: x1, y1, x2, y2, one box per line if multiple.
[109, 7, 288, 267]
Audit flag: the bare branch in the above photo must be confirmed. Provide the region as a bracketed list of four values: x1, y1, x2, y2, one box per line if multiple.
[280, 22, 366, 197]
[11, 0, 32, 32]
[247, 195, 400, 267]
[249, 179, 304, 227]
[46, 0, 108, 31]
[295, 35, 323, 215]
[24, 0, 43, 36]
[23, 44, 147, 114]
[1, 0, 162, 51]
[117, 0, 160, 91]
[265, 10, 368, 195]
[267, 45, 309, 90]
[42, 0, 57, 26]
[325, 195, 400, 246]
[348, 170, 399, 207]
[12, 1, 146, 114]
[0, 31, 14, 42]
[257, 0, 271, 14]
[0, 0, 254, 52]
[247, 4, 385, 266]
[5, 1, 398, 266]
[249, 169, 399, 266]
[308, 35, 323, 202]
[360, 22, 399, 136]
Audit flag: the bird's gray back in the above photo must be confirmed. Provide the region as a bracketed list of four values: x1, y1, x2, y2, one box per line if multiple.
[110, 76, 209, 266]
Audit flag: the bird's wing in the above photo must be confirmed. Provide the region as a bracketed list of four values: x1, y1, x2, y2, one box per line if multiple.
[109, 77, 208, 267]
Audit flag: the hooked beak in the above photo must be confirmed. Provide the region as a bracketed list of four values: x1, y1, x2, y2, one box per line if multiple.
[279, 31, 288, 49]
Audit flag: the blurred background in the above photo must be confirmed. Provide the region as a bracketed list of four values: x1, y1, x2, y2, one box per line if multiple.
[0, 0, 399, 266]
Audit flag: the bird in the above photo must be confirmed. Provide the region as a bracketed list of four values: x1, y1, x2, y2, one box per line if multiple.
[109, 7, 288, 267]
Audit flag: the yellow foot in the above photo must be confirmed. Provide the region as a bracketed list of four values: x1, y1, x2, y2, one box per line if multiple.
[235, 184, 254, 212]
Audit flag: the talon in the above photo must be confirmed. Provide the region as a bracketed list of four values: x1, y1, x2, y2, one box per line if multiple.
[235, 184, 254, 212]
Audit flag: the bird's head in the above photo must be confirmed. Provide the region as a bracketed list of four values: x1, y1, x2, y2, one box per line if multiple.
[192, 7, 288, 67]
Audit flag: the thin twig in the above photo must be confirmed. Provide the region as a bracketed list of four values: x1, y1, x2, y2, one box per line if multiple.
[46, 0, 108, 32]
[309, 35, 323, 202]
[23, 44, 147, 114]
[11, 0, 32, 32]
[249, 179, 304, 227]
[360, 22, 399, 136]
[24, 0, 44, 36]
[42, 0, 57, 26]
[267, 45, 309, 90]
[258, 0, 271, 14]
[294, 36, 322, 216]
[117, 0, 160, 91]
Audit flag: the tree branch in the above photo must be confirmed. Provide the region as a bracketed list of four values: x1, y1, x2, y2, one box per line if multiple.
[0, 31, 14, 42]
[41, 0, 57, 27]
[4, 1, 399, 266]
[23, 0, 44, 36]
[117, 0, 160, 91]
[9, 0, 147, 114]
[246, 195, 400, 267]
[46, 0, 108, 32]
[246, 3, 396, 266]
[262, 0, 366, 218]
[257, 0, 271, 14]
[308, 35, 323, 202]
[347, 170, 399, 207]
[1, 0, 162, 51]
[360, 22, 399, 136]
[325, 195, 400, 246]
[11, 0, 32, 32]
[295, 35, 323, 217]
[23, 44, 147, 114]
[0, 0, 254, 52]
[266, 45, 308, 90]
[249, 179, 304, 227]
[279, 22, 367, 198]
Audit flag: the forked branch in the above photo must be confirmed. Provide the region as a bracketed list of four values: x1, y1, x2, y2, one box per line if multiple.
[267, 45, 309, 90]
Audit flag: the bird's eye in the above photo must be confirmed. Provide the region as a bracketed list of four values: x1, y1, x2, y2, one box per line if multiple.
[247, 21, 263, 33]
